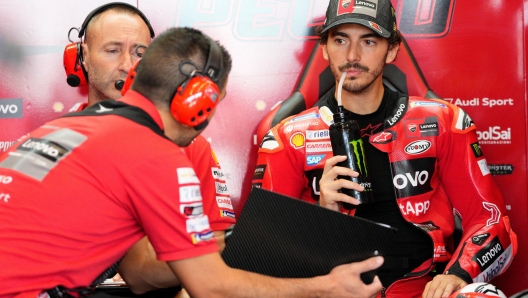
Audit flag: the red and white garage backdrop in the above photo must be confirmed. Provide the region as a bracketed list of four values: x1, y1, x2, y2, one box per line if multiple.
[0, 0, 526, 294]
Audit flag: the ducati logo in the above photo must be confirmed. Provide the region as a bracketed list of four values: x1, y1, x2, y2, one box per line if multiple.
[408, 123, 417, 133]
[342, 0, 351, 9]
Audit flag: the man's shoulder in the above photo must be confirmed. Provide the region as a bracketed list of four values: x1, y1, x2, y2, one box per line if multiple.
[275, 106, 332, 135]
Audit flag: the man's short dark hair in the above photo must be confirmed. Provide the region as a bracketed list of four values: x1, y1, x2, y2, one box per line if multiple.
[132, 27, 232, 109]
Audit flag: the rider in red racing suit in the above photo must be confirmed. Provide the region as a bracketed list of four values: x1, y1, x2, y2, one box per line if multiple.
[253, 89, 518, 296]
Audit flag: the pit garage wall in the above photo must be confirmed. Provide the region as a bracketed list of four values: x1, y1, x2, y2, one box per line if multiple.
[0, 0, 526, 294]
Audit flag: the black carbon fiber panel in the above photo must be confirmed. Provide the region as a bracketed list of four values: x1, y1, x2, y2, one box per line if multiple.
[222, 188, 397, 284]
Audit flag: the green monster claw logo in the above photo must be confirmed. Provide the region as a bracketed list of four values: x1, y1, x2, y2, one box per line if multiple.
[349, 139, 367, 176]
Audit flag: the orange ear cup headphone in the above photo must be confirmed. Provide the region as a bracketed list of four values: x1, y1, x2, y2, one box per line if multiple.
[121, 38, 223, 130]
[63, 2, 155, 87]
[63, 41, 87, 87]
[170, 38, 223, 129]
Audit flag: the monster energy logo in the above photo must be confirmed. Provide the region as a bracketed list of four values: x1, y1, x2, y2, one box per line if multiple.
[350, 139, 367, 175]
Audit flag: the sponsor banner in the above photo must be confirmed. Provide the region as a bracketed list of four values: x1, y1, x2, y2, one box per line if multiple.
[392, 157, 435, 198]
[404, 140, 432, 155]
[181, 202, 204, 217]
[288, 113, 319, 123]
[474, 245, 513, 283]
[306, 129, 330, 140]
[305, 141, 332, 153]
[176, 167, 200, 184]
[444, 97, 514, 108]
[0, 98, 23, 119]
[216, 196, 234, 209]
[253, 164, 266, 180]
[284, 121, 320, 133]
[398, 199, 430, 216]
[410, 101, 447, 108]
[487, 164, 514, 175]
[306, 154, 325, 166]
[215, 181, 229, 195]
[476, 127, 511, 145]
[386, 103, 407, 126]
[0, 140, 17, 152]
[186, 215, 210, 233]
[337, 0, 377, 19]
[0, 175, 13, 184]
[0, 129, 87, 182]
[0, 193, 10, 203]
[179, 185, 202, 203]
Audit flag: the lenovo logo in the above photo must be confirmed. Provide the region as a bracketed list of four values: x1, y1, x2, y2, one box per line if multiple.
[0, 98, 23, 118]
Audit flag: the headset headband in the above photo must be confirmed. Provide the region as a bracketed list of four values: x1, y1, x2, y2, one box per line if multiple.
[78, 2, 155, 39]
[203, 37, 223, 83]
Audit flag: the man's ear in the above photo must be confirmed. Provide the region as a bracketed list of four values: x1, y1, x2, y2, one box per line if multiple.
[386, 43, 400, 64]
[322, 44, 329, 61]
[80, 42, 89, 71]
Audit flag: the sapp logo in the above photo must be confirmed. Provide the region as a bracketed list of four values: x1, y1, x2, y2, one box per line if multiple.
[0, 98, 23, 118]
[306, 154, 325, 166]
[404, 140, 431, 155]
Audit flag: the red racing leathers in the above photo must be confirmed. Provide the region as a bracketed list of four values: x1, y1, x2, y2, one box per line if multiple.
[253, 95, 517, 295]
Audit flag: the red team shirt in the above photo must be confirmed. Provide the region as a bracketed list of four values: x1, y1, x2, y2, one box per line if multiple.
[0, 91, 220, 297]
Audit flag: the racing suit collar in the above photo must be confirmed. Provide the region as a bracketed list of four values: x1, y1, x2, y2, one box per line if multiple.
[118, 90, 165, 131]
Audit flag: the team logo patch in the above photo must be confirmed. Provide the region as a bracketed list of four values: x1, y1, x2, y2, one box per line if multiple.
[253, 164, 266, 180]
[371, 131, 393, 143]
[404, 140, 431, 155]
[408, 123, 417, 133]
[472, 233, 491, 246]
[290, 132, 305, 149]
[181, 202, 204, 217]
[369, 21, 383, 34]
[471, 142, 484, 158]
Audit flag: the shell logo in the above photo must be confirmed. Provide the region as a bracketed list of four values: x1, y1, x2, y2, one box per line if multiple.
[290, 132, 305, 149]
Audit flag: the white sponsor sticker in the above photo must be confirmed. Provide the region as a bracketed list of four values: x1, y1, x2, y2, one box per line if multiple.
[216, 196, 233, 209]
[211, 167, 225, 180]
[176, 167, 200, 184]
[306, 130, 330, 140]
[478, 159, 491, 176]
[305, 141, 332, 152]
[179, 185, 202, 203]
[186, 215, 210, 233]
[215, 181, 229, 195]
[180, 202, 204, 217]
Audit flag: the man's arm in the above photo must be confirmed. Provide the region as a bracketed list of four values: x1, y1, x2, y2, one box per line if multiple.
[117, 237, 181, 294]
[169, 252, 384, 298]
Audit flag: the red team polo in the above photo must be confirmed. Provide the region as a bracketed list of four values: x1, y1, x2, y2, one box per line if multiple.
[0, 91, 218, 297]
